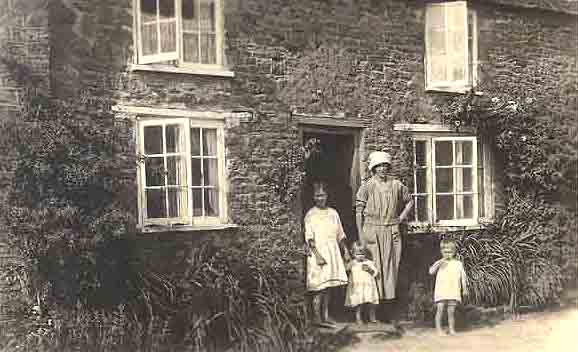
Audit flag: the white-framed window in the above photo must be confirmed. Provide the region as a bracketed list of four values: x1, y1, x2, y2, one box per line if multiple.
[410, 135, 493, 227]
[137, 115, 227, 227]
[425, 1, 478, 92]
[134, 0, 225, 69]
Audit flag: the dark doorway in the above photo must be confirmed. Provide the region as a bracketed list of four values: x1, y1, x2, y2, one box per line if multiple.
[302, 131, 359, 242]
[301, 127, 361, 321]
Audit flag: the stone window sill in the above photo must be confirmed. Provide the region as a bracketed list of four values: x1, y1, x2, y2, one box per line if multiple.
[139, 223, 238, 234]
[407, 221, 494, 234]
[130, 64, 235, 78]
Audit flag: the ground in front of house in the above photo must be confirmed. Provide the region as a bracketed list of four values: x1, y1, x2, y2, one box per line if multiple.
[337, 307, 578, 352]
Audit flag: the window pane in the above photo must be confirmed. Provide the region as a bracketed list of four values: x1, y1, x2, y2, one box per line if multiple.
[199, 0, 216, 32]
[416, 195, 429, 222]
[167, 156, 186, 185]
[191, 128, 201, 156]
[435, 141, 453, 166]
[144, 126, 163, 155]
[146, 189, 167, 218]
[456, 168, 472, 192]
[166, 124, 181, 153]
[159, 21, 177, 53]
[455, 140, 472, 165]
[192, 188, 203, 216]
[183, 32, 200, 63]
[141, 0, 157, 22]
[145, 157, 165, 187]
[429, 30, 447, 55]
[203, 129, 218, 156]
[436, 195, 454, 221]
[200, 33, 216, 64]
[435, 168, 453, 193]
[159, 0, 175, 18]
[416, 168, 427, 194]
[182, 0, 198, 31]
[427, 4, 445, 29]
[456, 194, 473, 219]
[168, 187, 188, 219]
[141, 24, 158, 56]
[415, 141, 427, 166]
[191, 158, 202, 186]
[203, 158, 218, 186]
[204, 188, 218, 217]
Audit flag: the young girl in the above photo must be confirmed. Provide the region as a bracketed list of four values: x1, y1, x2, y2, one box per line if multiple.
[305, 182, 350, 326]
[344, 242, 379, 324]
[429, 239, 468, 335]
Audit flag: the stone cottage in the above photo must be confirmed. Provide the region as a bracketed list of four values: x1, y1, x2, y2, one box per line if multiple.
[0, 0, 576, 316]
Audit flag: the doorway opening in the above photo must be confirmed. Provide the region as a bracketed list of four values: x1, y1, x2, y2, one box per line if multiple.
[301, 127, 361, 244]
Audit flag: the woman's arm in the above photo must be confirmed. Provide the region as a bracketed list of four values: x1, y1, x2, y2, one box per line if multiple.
[355, 185, 368, 243]
[398, 197, 414, 223]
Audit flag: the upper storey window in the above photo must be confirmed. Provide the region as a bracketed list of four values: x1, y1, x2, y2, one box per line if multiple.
[425, 1, 478, 93]
[135, 0, 225, 69]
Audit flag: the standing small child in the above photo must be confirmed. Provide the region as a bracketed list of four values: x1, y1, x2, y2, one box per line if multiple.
[429, 239, 468, 335]
[345, 242, 379, 324]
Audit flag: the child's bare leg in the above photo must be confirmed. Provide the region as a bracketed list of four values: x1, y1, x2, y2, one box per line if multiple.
[321, 290, 333, 323]
[312, 294, 322, 324]
[355, 306, 363, 324]
[448, 304, 457, 335]
[435, 302, 445, 335]
[368, 304, 377, 323]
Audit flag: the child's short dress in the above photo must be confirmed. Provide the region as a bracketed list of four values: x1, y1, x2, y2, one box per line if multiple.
[304, 207, 349, 292]
[344, 259, 379, 307]
[434, 259, 467, 304]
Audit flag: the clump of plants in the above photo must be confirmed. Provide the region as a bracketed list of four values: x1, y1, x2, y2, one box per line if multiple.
[432, 79, 577, 310]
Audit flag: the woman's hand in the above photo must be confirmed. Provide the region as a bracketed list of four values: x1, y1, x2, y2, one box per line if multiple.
[362, 264, 375, 275]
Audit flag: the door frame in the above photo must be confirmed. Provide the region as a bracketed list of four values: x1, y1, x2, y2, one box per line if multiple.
[296, 115, 366, 235]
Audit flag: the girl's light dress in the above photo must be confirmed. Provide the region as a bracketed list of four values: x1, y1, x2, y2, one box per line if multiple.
[434, 259, 467, 303]
[305, 207, 349, 292]
[344, 259, 379, 307]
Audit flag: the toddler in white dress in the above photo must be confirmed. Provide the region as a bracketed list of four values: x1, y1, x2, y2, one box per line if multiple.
[429, 239, 468, 335]
[345, 242, 379, 324]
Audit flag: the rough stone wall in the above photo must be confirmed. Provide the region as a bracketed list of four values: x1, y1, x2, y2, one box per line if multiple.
[0, 0, 50, 320]
[30, 0, 578, 315]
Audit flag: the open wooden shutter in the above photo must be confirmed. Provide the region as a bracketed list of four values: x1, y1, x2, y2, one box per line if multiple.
[425, 3, 447, 87]
[445, 1, 469, 85]
[136, 0, 179, 64]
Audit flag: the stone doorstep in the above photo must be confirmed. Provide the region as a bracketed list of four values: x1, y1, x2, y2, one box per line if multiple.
[317, 321, 401, 337]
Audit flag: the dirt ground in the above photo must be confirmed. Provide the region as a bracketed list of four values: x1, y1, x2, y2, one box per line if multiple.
[339, 308, 578, 352]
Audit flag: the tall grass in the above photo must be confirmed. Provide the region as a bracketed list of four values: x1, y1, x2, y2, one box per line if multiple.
[0, 226, 355, 352]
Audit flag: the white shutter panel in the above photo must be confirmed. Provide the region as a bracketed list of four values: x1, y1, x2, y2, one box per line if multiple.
[137, 0, 179, 64]
[445, 1, 469, 85]
[425, 3, 447, 88]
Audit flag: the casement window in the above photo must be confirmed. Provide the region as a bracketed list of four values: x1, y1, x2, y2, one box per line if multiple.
[137, 116, 227, 227]
[410, 135, 493, 227]
[425, 1, 477, 92]
[135, 0, 225, 68]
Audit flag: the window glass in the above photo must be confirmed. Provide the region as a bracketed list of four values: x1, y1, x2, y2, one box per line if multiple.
[435, 141, 453, 166]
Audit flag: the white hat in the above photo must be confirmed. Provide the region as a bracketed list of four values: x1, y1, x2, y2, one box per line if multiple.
[368, 151, 392, 171]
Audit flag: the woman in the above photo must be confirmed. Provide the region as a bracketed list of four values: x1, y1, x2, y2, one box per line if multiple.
[355, 151, 414, 322]
[305, 181, 350, 326]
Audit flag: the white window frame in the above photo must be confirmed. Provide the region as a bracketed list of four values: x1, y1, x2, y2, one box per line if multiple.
[133, 0, 226, 70]
[409, 134, 494, 229]
[424, 1, 478, 93]
[136, 112, 228, 228]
